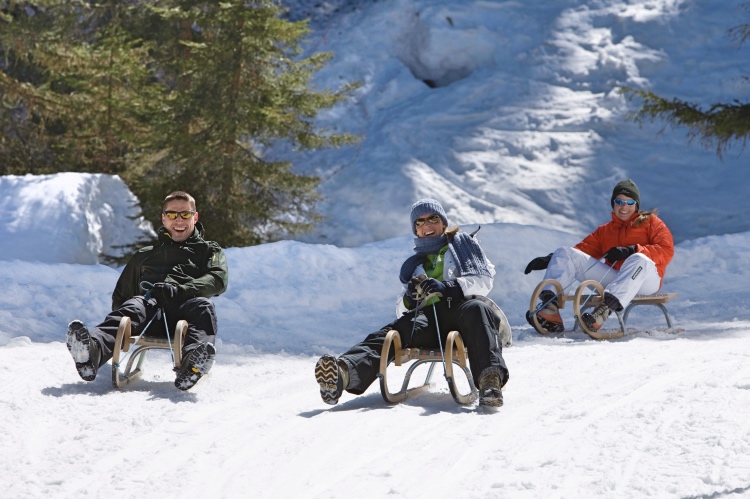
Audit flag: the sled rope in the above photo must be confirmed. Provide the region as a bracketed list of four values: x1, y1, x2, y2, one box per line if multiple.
[410, 277, 449, 380]
[533, 258, 604, 315]
[112, 310, 159, 369]
[576, 263, 614, 312]
[431, 303, 448, 380]
[112, 281, 177, 368]
[141, 281, 177, 366]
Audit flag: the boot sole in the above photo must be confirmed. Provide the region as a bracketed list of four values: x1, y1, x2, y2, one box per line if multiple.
[538, 317, 565, 333]
[314, 355, 342, 405]
[175, 343, 215, 391]
[66, 321, 97, 381]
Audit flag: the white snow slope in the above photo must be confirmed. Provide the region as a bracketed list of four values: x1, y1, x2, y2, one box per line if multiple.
[1, 0, 750, 498]
[285, 0, 750, 247]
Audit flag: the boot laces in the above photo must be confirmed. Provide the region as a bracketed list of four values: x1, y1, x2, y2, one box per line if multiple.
[592, 303, 610, 322]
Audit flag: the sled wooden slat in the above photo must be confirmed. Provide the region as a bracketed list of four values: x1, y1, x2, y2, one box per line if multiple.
[111, 316, 188, 389]
[622, 293, 678, 331]
[629, 293, 678, 304]
[529, 279, 678, 340]
[378, 329, 478, 405]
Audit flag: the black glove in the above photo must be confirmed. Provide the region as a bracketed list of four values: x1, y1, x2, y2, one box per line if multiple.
[524, 253, 552, 274]
[403, 294, 416, 311]
[420, 278, 464, 301]
[603, 245, 636, 263]
[152, 282, 179, 306]
[407, 276, 422, 301]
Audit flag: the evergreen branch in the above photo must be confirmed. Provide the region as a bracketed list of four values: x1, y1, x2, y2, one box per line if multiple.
[621, 87, 750, 160]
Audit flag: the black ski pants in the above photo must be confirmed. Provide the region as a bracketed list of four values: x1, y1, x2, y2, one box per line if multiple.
[89, 296, 218, 369]
[340, 298, 509, 395]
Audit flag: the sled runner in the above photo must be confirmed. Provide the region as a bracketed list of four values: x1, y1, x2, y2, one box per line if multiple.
[111, 315, 188, 389]
[377, 329, 478, 405]
[529, 278, 678, 340]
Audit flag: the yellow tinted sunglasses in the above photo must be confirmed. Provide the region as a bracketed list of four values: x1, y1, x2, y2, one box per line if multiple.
[414, 215, 442, 227]
[163, 210, 196, 220]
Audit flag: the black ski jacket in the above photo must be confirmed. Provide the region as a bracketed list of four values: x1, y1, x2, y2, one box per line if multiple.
[111, 222, 228, 310]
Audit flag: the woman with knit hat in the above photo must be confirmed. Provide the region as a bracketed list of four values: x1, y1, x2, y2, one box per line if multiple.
[315, 198, 510, 408]
[524, 179, 674, 333]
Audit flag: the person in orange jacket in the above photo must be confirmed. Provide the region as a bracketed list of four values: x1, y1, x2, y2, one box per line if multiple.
[524, 179, 675, 332]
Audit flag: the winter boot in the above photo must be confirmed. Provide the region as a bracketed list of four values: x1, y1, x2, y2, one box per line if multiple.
[315, 355, 349, 405]
[477, 368, 504, 408]
[174, 342, 215, 391]
[582, 303, 611, 331]
[534, 290, 564, 333]
[581, 293, 620, 331]
[66, 320, 101, 382]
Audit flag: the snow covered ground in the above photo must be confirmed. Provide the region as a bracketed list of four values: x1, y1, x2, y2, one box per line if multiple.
[1, 199, 749, 497]
[285, 0, 750, 247]
[2, 0, 750, 498]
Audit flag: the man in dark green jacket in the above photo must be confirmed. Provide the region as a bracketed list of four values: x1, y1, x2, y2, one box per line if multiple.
[66, 191, 229, 390]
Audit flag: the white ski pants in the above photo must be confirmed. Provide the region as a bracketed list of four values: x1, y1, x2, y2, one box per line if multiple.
[542, 247, 661, 309]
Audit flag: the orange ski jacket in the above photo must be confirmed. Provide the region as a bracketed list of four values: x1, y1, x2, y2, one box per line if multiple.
[574, 212, 674, 281]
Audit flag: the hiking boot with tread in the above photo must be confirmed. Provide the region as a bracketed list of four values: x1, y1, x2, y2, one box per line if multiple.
[175, 342, 215, 391]
[315, 355, 345, 405]
[66, 320, 100, 382]
[530, 299, 563, 333]
[582, 303, 611, 332]
[478, 369, 504, 408]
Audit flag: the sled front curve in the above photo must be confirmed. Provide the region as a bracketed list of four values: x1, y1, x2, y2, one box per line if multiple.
[112, 316, 188, 389]
[377, 329, 478, 405]
[528, 279, 565, 335]
[444, 331, 477, 405]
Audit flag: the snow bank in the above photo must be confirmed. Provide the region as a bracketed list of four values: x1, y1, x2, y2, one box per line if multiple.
[0, 173, 154, 264]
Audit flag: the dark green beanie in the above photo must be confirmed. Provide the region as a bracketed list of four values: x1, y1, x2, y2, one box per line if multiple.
[611, 179, 640, 208]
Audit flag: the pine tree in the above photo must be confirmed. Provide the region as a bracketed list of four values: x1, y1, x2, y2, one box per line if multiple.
[126, 0, 358, 247]
[1, 0, 358, 248]
[0, 1, 165, 175]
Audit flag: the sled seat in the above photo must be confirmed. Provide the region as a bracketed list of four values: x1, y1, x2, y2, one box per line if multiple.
[377, 329, 477, 405]
[111, 316, 188, 389]
[622, 292, 678, 328]
[529, 278, 678, 340]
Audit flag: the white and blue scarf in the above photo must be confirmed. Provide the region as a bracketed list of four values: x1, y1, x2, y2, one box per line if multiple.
[399, 231, 491, 284]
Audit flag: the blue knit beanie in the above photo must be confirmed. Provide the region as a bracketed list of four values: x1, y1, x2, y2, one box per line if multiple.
[410, 198, 448, 235]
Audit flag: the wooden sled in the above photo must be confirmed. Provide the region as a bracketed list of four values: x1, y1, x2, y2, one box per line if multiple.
[111, 316, 188, 389]
[377, 329, 478, 405]
[529, 278, 678, 340]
